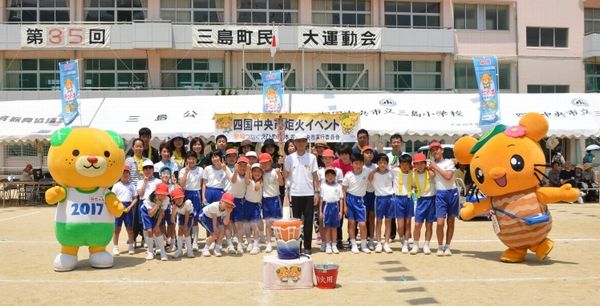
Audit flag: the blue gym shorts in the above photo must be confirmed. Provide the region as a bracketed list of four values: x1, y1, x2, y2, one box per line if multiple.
[364, 191, 375, 212]
[415, 196, 436, 223]
[394, 195, 414, 219]
[375, 195, 395, 220]
[114, 201, 133, 228]
[262, 196, 282, 220]
[435, 188, 459, 218]
[323, 202, 340, 228]
[345, 193, 366, 222]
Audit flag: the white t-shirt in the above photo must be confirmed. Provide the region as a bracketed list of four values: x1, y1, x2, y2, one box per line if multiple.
[284, 151, 318, 196]
[175, 199, 194, 215]
[202, 201, 229, 219]
[342, 170, 369, 197]
[137, 177, 160, 200]
[245, 180, 263, 203]
[179, 166, 203, 191]
[372, 170, 394, 196]
[414, 170, 436, 197]
[203, 165, 228, 189]
[143, 195, 169, 211]
[317, 167, 343, 186]
[262, 169, 281, 198]
[434, 159, 456, 190]
[228, 173, 247, 198]
[224, 165, 235, 191]
[321, 182, 343, 203]
[364, 163, 377, 193]
[125, 156, 149, 186]
[392, 168, 412, 196]
[154, 160, 179, 175]
[112, 181, 136, 202]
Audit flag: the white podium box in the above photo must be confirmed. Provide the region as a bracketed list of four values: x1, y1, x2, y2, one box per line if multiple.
[262, 255, 314, 290]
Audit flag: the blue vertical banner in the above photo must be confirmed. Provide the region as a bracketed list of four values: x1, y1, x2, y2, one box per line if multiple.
[59, 60, 80, 126]
[261, 70, 284, 113]
[472, 56, 500, 128]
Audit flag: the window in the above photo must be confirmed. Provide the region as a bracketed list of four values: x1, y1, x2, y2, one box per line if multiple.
[7, 0, 69, 22]
[237, 0, 298, 24]
[83, 59, 148, 89]
[586, 63, 600, 92]
[454, 4, 508, 30]
[455, 62, 511, 91]
[4, 144, 44, 157]
[585, 8, 600, 34]
[5, 59, 66, 90]
[161, 59, 224, 89]
[244, 63, 296, 89]
[454, 3, 477, 29]
[312, 0, 371, 26]
[317, 63, 368, 90]
[160, 0, 224, 24]
[526, 27, 568, 47]
[384, 1, 440, 28]
[384, 61, 441, 91]
[85, 0, 147, 22]
[527, 85, 569, 93]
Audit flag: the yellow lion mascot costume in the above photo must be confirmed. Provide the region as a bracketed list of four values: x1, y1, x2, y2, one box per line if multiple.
[46, 127, 126, 271]
[454, 113, 579, 263]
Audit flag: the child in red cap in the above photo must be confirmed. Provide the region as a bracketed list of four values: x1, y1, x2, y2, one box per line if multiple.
[140, 182, 170, 261]
[410, 153, 436, 255]
[260, 153, 283, 253]
[171, 186, 194, 258]
[228, 156, 250, 254]
[198, 192, 235, 257]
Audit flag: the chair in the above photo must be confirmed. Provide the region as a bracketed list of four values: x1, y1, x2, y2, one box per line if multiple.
[32, 169, 43, 181]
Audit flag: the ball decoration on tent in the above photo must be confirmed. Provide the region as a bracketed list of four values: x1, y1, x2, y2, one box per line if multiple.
[45, 127, 126, 272]
[454, 112, 579, 263]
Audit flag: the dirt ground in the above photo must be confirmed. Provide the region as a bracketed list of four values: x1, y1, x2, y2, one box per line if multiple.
[0, 203, 599, 306]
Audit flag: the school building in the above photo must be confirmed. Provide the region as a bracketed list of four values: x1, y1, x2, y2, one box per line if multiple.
[0, 0, 599, 171]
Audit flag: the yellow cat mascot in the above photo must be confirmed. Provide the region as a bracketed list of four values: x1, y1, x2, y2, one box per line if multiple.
[454, 113, 579, 263]
[45, 127, 126, 271]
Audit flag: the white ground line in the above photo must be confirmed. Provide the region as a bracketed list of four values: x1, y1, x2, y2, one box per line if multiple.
[0, 211, 40, 222]
[2, 238, 600, 245]
[0, 276, 598, 286]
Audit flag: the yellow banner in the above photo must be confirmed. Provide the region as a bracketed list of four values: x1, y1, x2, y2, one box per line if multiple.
[214, 112, 360, 142]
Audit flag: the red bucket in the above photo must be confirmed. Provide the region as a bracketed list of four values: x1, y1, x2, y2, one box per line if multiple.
[314, 264, 339, 289]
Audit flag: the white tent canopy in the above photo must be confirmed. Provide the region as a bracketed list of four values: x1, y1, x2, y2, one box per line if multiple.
[0, 98, 104, 142]
[291, 93, 600, 138]
[0, 93, 598, 142]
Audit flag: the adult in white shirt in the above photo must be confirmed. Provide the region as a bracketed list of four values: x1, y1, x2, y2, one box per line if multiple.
[283, 132, 319, 254]
[428, 141, 458, 256]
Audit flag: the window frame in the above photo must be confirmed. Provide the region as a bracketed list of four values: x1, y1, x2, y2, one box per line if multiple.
[454, 3, 509, 31]
[526, 27, 569, 48]
[4, 58, 66, 90]
[384, 60, 442, 91]
[160, 58, 225, 89]
[6, 0, 70, 23]
[316, 63, 368, 90]
[527, 84, 570, 93]
[84, 0, 148, 23]
[237, 0, 299, 25]
[454, 62, 511, 91]
[83, 58, 148, 89]
[160, 0, 224, 24]
[243, 62, 296, 90]
[383, 1, 441, 29]
[312, 0, 372, 26]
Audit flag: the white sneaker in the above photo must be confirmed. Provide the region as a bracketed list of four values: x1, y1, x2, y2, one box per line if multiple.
[227, 245, 236, 255]
[214, 248, 222, 257]
[145, 252, 154, 260]
[383, 243, 393, 253]
[250, 246, 260, 255]
[236, 244, 245, 254]
[437, 247, 445, 256]
[112, 246, 120, 256]
[186, 249, 195, 258]
[209, 242, 215, 250]
[351, 245, 359, 254]
[128, 244, 135, 255]
[401, 245, 409, 254]
[410, 245, 419, 255]
[202, 249, 211, 257]
[160, 253, 168, 261]
[174, 250, 182, 258]
[247, 243, 253, 253]
[444, 247, 452, 256]
[375, 243, 383, 253]
[367, 240, 376, 251]
[325, 245, 333, 254]
[265, 244, 273, 253]
[423, 245, 431, 255]
[361, 247, 371, 254]
[332, 245, 340, 254]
